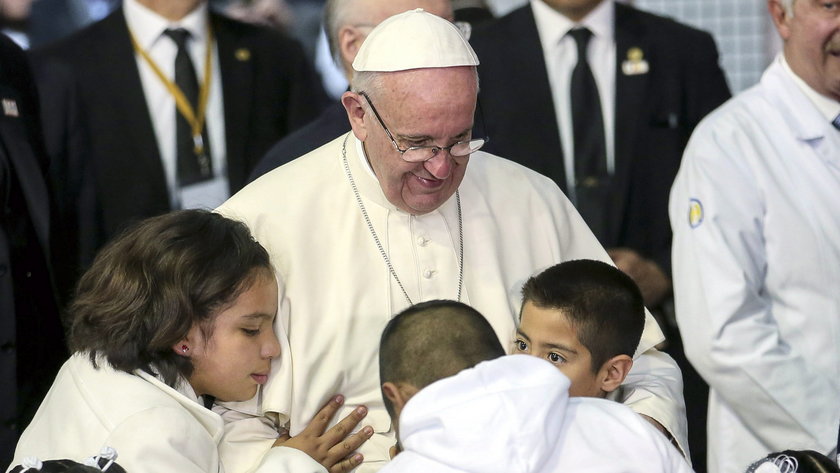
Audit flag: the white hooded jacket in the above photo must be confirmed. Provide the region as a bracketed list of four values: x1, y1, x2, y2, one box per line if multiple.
[381, 355, 692, 473]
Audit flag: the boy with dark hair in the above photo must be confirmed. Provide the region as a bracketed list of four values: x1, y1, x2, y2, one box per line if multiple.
[516, 259, 645, 398]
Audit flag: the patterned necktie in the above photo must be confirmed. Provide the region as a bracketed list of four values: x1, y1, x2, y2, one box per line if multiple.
[569, 27, 608, 240]
[163, 28, 212, 187]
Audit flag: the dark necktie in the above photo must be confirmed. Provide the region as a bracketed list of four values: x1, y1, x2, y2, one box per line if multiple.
[163, 28, 212, 187]
[569, 27, 609, 241]
[832, 114, 840, 131]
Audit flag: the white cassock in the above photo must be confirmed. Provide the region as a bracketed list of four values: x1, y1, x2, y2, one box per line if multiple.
[382, 355, 693, 473]
[216, 132, 686, 472]
[670, 56, 840, 473]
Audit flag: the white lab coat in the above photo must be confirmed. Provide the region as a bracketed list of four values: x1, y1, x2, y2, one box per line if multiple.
[216, 132, 687, 472]
[8, 354, 323, 473]
[669, 57, 840, 473]
[382, 355, 693, 473]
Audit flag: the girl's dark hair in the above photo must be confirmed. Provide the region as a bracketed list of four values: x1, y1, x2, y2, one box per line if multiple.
[67, 210, 272, 387]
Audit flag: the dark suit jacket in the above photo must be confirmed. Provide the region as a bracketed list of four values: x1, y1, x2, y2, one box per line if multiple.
[470, 2, 731, 273]
[248, 100, 348, 181]
[32, 8, 329, 247]
[0, 33, 65, 467]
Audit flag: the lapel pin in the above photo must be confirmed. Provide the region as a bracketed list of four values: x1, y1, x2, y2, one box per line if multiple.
[622, 47, 649, 76]
[2, 98, 19, 117]
[235, 48, 251, 61]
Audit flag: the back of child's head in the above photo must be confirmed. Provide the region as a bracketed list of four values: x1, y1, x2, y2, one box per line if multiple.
[67, 209, 272, 387]
[520, 259, 645, 371]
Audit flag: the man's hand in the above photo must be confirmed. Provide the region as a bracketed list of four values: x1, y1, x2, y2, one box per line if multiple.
[274, 395, 374, 473]
[608, 248, 671, 307]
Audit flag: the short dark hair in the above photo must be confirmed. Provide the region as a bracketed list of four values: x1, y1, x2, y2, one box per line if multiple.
[520, 260, 644, 372]
[379, 300, 505, 418]
[67, 210, 272, 387]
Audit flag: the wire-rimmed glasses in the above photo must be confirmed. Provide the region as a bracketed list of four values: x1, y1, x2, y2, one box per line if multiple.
[360, 92, 486, 163]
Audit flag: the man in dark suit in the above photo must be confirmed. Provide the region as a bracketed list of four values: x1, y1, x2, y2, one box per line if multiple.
[32, 0, 329, 250]
[470, 0, 730, 466]
[471, 0, 729, 308]
[0, 33, 67, 467]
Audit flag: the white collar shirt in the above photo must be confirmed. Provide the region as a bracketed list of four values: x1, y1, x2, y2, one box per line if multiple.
[780, 54, 840, 124]
[532, 0, 615, 202]
[123, 0, 228, 209]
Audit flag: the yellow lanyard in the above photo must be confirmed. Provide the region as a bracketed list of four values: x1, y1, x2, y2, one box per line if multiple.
[130, 26, 213, 156]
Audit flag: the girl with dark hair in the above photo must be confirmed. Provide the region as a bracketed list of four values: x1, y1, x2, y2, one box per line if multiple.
[7, 210, 370, 473]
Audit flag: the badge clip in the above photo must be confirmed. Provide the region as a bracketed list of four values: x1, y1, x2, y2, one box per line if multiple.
[621, 47, 649, 76]
[2, 98, 19, 117]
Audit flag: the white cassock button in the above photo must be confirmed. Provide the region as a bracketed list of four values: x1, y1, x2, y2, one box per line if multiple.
[423, 269, 433, 279]
[417, 236, 429, 247]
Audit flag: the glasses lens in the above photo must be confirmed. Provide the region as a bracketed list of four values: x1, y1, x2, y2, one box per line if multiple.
[401, 139, 486, 162]
[403, 148, 435, 162]
[451, 138, 485, 156]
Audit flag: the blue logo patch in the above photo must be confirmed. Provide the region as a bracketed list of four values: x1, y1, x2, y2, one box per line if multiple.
[688, 199, 703, 228]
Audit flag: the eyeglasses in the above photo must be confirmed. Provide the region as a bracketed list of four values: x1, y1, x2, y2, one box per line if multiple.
[360, 92, 486, 163]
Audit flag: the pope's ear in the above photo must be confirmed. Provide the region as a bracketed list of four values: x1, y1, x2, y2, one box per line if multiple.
[598, 354, 633, 394]
[341, 92, 368, 141]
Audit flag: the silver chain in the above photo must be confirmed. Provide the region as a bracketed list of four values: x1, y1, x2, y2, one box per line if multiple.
[342, 134, 463, 306]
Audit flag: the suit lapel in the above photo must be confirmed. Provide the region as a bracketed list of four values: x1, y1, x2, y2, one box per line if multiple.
[0, 107, 50, 252]
[98, 10, 162, 175]
[610, 3, 648, 246]
[515, 6, 567, 190]
[213, 14, 253, 191]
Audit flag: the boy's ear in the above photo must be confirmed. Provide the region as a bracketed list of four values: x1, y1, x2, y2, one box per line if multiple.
[381, 381, 419, 416]
[598, 354, 633, 393]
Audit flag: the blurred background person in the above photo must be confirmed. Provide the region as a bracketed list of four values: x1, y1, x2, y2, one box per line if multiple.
[30, 0, 329, 274]
[0, 32, 66, 468]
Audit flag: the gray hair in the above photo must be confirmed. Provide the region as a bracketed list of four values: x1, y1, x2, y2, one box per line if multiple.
[350, 70, 384, 96]
[324, 0, 357, 67]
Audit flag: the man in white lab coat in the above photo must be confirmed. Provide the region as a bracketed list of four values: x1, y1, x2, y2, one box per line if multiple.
[669, 1, 840, 472]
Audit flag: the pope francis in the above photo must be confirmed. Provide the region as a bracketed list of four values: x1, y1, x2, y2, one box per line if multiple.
[216, 9, 688, 472]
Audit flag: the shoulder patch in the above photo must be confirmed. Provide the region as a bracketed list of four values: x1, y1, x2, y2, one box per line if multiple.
[688, 199, 703, 228]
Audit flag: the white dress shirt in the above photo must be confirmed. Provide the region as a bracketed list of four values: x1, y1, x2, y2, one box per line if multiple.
[531, 0, 616, 202]
[780, 55, 840, 123]
[123, 0, 228, 210]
